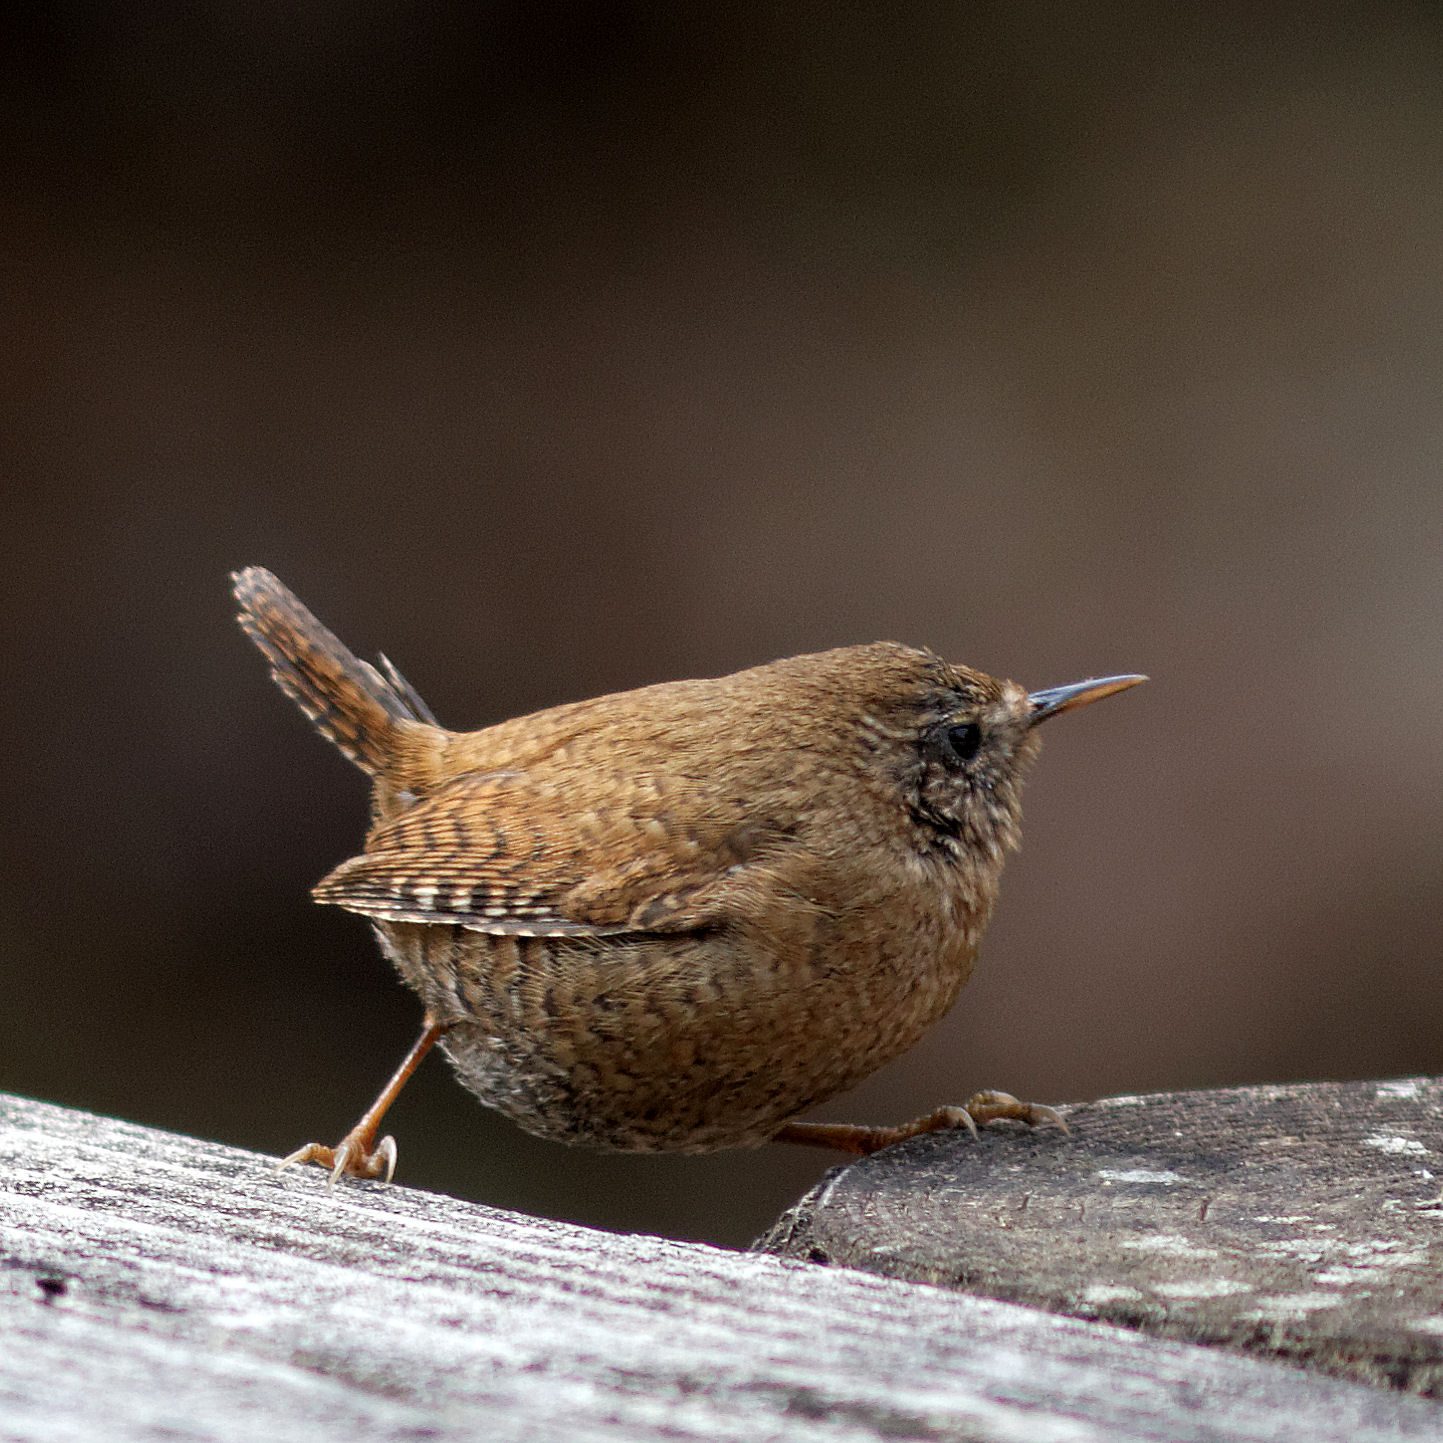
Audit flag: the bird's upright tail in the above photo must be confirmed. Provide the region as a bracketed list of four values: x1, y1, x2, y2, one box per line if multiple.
[233, 567, 435, 776]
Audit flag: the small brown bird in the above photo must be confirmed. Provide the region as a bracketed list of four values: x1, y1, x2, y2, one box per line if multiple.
[234, 567, 1143, 1182]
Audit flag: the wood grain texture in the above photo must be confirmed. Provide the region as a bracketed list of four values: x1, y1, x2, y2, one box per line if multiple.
[5, 1094, 1443, 1442]
[759, 1077, 1443, 1395]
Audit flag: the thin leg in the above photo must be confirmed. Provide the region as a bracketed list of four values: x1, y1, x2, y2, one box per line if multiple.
[278, 1014, 450, 1185]
[773, 1091, 1068, 1157]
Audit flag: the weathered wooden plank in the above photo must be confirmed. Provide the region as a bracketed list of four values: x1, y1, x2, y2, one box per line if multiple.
[2, 1095, 1442, 1442]
[759, 1077, 1443, 1396]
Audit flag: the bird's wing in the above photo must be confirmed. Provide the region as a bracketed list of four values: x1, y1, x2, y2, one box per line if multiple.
[313, 767, 788, 936]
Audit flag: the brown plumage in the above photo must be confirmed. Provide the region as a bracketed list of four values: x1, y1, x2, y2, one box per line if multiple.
[233, 566, 1143, 1181]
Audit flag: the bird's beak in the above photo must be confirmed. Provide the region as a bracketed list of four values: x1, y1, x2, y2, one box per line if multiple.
[1027, 674, 1147, 727]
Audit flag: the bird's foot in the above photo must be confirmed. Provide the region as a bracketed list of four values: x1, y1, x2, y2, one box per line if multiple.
[956, 1089, 1068, 1134]
[773, 1090, 1068, 1156]
[276, 1128, 398, 1185]
[272, 1015, 448, 1187]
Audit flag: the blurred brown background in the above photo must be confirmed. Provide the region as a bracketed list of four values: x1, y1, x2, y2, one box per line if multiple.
[3, 3, 1441, 1248]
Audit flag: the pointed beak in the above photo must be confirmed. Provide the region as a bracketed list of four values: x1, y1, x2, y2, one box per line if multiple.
[1027, 674, 1147, 727]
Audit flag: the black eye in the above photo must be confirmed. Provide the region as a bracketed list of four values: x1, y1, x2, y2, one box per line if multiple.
[946, 722, 982, 763]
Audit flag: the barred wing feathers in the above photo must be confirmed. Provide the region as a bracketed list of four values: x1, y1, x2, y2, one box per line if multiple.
[312, 767, 782, 938]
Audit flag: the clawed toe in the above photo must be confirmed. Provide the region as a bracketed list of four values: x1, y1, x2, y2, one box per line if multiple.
[276, 1141, 323, 1175]
[960, 1090, 1070, 1134]
[926, 1105, 980, 1140]
[275, 1132, 398, 1185]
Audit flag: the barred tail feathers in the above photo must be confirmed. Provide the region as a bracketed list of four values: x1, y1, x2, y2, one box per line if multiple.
[232, 567, 431, 775]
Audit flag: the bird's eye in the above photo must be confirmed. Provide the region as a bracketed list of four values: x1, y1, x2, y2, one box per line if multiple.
[946, 722, 982, 764]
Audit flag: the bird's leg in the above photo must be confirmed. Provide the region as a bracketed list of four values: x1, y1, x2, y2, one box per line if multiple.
[773, 1091, 1068, 1156]
[278, 1014, 450, 1184]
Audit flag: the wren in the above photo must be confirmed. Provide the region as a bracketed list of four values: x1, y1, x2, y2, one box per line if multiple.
[233, 567, 1144, 1182]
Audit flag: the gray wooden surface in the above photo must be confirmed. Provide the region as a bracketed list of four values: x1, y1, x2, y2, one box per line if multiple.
[3, 1093, 1442, 1441]
[760, 1077, 1443, 1395]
